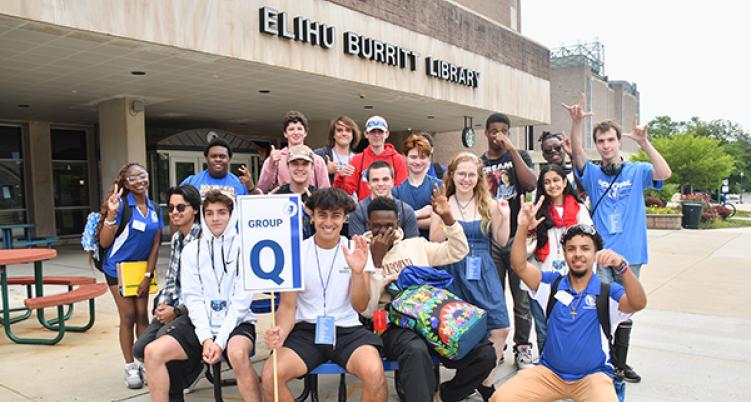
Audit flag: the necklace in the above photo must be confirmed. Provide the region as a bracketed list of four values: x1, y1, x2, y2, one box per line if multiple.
[569, 290, 585, 318]
[455, 195, 474, 211]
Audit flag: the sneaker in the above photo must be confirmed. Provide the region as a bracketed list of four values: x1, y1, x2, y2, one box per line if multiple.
[622, 364, 642, 383]
[184, 364, 207, 394]
[125, 362, 144, 389]
[513, 344, 535, 370]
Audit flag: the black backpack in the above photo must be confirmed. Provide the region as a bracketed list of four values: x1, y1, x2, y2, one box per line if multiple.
[545, 275, 618, 368]
[94, 199, 131, 272]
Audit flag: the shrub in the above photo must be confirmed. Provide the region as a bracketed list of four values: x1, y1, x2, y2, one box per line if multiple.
[645, 183, 679, 205]
[682, 193, 711, 208]
[713, 204, 732, 219]
[701, 208, 718, 223]
[646, 206, 679, 214]
[645, 195, 666, 207]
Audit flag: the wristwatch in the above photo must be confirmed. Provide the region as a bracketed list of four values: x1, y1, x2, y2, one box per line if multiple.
[144, 271, 152, 279]
[615, 260, 629, 275]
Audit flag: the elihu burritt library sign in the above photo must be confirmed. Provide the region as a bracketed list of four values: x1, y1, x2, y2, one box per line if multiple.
[259, 6, 481, 88]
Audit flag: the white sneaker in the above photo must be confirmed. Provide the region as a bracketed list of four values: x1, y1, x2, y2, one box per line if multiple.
[513, 344, 535, 370]
[125, 362, 144, 389]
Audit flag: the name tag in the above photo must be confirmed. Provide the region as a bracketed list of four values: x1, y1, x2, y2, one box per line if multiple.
[150, 210, 158, 223]
[608, 212, 623, 235]
[466, 256, 481, 281]
[132, 220, 146, 232]
[209, 299, 227, 332]
[554, 290, 574, 306]
[315, 315, 336, 345]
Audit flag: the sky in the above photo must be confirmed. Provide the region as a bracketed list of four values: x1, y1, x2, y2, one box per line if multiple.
[522, 0, 751, 131]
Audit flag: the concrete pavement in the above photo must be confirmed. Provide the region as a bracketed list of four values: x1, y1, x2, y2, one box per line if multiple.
[0, 226, 749, 401]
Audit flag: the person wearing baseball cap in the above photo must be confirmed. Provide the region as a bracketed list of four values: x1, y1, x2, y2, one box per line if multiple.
[271, 145, 318, 239]
[333, 116, 407, 201]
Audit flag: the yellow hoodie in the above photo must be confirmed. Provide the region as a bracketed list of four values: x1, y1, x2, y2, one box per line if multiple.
[362, 222, 469, 317]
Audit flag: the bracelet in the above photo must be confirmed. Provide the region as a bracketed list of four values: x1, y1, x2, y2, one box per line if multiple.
[144, 271, 152, 279]
[615, 261, 629, 276]
[104, 218, 117, 226]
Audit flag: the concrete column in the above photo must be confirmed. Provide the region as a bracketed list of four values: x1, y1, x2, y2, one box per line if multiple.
[97, 97, 146, 197]
[27, 121, 56, 236]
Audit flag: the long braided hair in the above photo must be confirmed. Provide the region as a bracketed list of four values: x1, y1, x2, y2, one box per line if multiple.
[444, 152, 494, 234]
[91, 163, 146, 256]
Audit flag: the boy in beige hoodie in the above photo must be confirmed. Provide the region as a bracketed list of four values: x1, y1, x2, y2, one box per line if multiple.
[363, 189, 498, 402]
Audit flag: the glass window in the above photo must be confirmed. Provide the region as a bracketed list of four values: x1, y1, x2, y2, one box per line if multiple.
[51, 129, 87, 160]
[0, 125, 25, 225]
[51, 128, 90, 235]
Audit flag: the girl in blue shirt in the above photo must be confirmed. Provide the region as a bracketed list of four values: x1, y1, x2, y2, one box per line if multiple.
[97, 162, 163, 389]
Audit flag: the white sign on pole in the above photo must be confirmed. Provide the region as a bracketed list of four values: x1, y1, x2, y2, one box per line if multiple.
[237, 194, 304, 292]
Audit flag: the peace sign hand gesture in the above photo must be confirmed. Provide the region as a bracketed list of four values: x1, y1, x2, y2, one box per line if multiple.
[107, 184, 123, 217]
[561, 93, 593, 123]
[517, 196, 546, 231]
[624, 113, 649, 147]
[238, 165, 256, 191]
[343, 235, 369, 274]
[430, 184, 450, 217]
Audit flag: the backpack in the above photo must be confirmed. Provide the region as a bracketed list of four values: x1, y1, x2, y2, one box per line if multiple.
[81, 199, 131, 272]
[388, 285, 487, 360]
[545, 276, 626, 401]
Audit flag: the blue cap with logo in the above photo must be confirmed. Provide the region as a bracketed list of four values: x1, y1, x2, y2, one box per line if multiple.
[365, 116, 388, 133]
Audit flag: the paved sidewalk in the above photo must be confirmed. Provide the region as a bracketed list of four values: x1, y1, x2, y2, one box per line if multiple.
[0, 227, 749, 401]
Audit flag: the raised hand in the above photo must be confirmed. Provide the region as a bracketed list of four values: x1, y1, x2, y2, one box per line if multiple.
[369, 227, 395, 267]
[561, 93, 593, 123]
[623, 113, 649, 147]
[495, 132, 514, 152]
[497, 198, 511, 218]
[343, 235, 369, 274]
[269, 145, 282, 165]
[238, 165, 255, 190]
[325, 155, 338, 175]
[596, 249, 626, 268]
[430, 184, 450, 217]
[562, 136, 573, 157]
[517, 196, 545, 230]
[107, 184, 123, 215]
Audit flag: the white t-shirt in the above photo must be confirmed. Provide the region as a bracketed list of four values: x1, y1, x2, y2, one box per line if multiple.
[531, 203, 592, 275]
[296, 236, 373, 327]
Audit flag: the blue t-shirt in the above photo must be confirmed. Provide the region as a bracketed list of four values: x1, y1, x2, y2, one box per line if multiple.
[531, 272, 631, 381]
[576, 161, 661, 264]
[181, 170, 248, 199]
[103, 192, 164, 277]
[392, 175, 443, 211]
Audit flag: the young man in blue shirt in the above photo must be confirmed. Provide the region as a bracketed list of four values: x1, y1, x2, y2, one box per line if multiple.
[564, 93, 671, 382]
[494, 201, 647, 401]
[181, 137, 258, 198]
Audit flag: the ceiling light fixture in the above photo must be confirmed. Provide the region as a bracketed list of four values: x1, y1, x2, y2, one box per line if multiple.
[258, 89, 271, 94]
[17, 104, 29, 108]
[364, 105, 374, 109]
[130, 71, 146, 76]
[427, 115, 435, 119]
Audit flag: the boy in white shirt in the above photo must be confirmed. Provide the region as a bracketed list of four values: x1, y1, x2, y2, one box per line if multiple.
[263, 188, 386, 402]
[143, 190, 261, 402]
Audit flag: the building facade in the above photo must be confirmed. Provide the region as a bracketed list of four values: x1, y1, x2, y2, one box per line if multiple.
[0, 0, 550, 238]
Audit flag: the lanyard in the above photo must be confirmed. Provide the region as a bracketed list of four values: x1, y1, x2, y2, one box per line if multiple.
[314, 240, 340, 315]
[454, 197, 478, 255]
[208, 236, 235, 294]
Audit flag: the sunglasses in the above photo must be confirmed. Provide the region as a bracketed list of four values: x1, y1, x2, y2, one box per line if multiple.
[542, 144, 563, 156]
[167, 203, 190, 213]
[562, 224, 597, 237]
[125, 173, 149, 184]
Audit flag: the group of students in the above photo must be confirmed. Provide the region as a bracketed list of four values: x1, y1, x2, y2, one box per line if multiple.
[93, 95, 668, 401]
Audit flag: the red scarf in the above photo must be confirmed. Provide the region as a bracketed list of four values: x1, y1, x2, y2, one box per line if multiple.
[535, 195, 580, 262]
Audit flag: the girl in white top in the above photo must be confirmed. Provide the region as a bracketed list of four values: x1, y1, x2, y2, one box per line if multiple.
[527, 164, 591, 354]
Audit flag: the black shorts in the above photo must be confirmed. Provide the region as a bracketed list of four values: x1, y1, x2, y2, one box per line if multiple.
[105, 273, 118, 286]
[166, 316, 256, 362]
[283, 322, 382, 372]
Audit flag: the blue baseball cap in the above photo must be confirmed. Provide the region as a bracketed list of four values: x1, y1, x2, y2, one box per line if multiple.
[365, 116, 388, 132]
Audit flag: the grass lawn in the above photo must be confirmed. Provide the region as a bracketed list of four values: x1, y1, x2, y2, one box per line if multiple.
[734, 209, 751, 218]
[700, 217, 751, 229]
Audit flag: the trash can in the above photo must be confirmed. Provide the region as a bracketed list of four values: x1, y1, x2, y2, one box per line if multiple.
[681, 201, 703, 229]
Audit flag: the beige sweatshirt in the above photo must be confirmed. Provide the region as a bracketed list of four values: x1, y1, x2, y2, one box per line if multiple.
[362, 222, 469, 317]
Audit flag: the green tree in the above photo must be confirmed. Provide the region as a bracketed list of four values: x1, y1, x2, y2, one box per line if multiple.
[631, 133, 735, 191]
[647, 115, 679, 139]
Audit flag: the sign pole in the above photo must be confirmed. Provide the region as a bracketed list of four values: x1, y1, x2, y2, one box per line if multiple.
[271, 293, 279, 402]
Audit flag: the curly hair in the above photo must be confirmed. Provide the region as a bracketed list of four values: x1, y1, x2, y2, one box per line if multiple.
[444, 152, 494, 234]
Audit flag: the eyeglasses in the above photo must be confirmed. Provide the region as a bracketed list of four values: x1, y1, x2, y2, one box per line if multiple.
[542, 144, 563, 156]
[125, 173, 149, 184]
[168, 203, 189, 213]
[454, 172, 479, 180]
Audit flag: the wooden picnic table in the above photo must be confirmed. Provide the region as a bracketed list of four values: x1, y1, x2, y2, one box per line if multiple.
[0, 223, 35, 249]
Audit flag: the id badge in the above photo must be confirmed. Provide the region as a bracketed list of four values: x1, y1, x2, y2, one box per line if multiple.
[209, 299, 227, 332]
[554, 290, 574, 306]
[132, 220, 146, 232]
[552, 260, 567, 275]
[466, 256, 482, 280]
[315, 315, 336, 345]
[608, 212, 623, 234]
